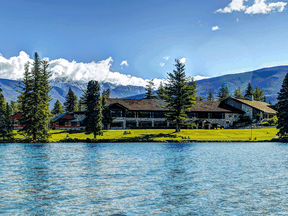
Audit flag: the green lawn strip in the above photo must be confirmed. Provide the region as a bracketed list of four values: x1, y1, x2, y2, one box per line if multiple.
[11, 128, 278, 142]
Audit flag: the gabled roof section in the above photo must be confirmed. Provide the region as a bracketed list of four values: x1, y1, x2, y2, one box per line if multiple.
[12, 112, 22, 120]
[106, 98, 244, 113]
[189, 101, 245, 113]
[231, 97, 277, 114]
[107, 99, 168, 111]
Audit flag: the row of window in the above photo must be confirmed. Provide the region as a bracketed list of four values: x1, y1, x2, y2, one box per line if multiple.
[111, 110, 226, 119]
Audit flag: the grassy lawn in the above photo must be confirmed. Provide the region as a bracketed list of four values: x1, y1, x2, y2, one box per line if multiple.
[12, 128, 279, 142]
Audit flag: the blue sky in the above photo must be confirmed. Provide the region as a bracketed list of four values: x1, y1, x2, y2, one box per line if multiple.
[1, 0, 288, 86]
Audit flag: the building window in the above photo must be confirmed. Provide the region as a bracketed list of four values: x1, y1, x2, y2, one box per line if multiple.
[138, 112, 150, 118]
[187, 112, 197, 118]
[198, 112, 209, 119]
[211, 112, 224, 119]
[154, 112, 165, 118]
[111, 110, 122, 117]
[126, 111, 135, 118]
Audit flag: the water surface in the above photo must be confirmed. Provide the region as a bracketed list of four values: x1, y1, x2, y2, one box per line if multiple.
[1, 142, 288, 215]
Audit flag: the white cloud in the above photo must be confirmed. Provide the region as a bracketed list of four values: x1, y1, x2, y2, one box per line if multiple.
[193, 75, 211, 81]
[160, 62, 165, 67]
[212, 26, 220, 31]
[216, 0, 247, 13]
[163, 56, 170, 60]
[179, 58, 186, 63]
[245, 0, 287, 14]
[0, 51, 167, 87]
[216, 0, 287, 14]
[120, 60, 128, 67]
[236, 18, 240, 21]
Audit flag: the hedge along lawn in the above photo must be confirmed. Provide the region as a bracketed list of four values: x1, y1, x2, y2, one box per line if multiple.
[13, 128, 279, 142]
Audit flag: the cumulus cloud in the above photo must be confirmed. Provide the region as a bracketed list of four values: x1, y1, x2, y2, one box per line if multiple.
[120, 60, 128, 67]
[216, 0, 247, 13]
[0, 51, 167, 87]
[160, 62, 165, 67]
[245, 0, 287, 14]
[216, 0, 287, 14]
[163, 56, 170, 60]
[179, 58, 186, 63]
[212, 26, 220, 31]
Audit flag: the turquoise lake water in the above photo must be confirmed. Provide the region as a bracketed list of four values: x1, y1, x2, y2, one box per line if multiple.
[1, 142, 288, 215]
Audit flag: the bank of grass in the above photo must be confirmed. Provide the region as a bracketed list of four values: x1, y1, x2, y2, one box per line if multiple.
[12, 128, 280, 142]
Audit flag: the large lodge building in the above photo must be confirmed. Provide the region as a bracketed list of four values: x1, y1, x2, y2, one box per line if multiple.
[12, 97, 277, 130]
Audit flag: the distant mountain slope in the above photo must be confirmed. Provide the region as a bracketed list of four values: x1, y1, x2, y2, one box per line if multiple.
[0, 65, 287, 107]
[124, 66, 288, 104]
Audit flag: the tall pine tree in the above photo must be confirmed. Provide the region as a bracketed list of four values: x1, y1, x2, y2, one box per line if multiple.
[3, 102, 13, 140]
[102, 90, 113, 130]
[0, 86, 6, 140]
[164, 59, 197, 132]
[207, 89, 214, 101]
[84, 80, 102, 138]
[64, 87, 78, 113]
[17, 53, 52, 141]
[244, 82, 254, 100]
[52, 99, 64, 115]
[276, 73, 288, 138]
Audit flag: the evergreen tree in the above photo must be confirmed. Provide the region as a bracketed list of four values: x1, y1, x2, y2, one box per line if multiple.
[234, 87, 243, 99]
[217, 84, 230, 101]
[244, 82, 254, 100]
[105, 88, 111, 98]
[263, 96, 267, 103]
[64, 87, 78, 113]
[269, 100, 272, 105]
[156, 82, 166, 100]
[0, 86, 6, 139]
[253, 86, 265, 101]
[10, 101, 19, 114]
[52, 99, 64, 115]
[3, 102, 13, 140]
[17, 53, 52, 141]
[164, 59, 197, 132]
[102, 93, 113, 130]
[276, 73, 288, 138]
[84, 80, 102, 138]
[77, 96, 86, 111]
[144, 79, 157, 99]
[207, 89, 214, 101]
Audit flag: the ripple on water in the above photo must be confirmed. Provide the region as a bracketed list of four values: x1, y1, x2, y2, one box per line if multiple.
[1, 142, 288, 215]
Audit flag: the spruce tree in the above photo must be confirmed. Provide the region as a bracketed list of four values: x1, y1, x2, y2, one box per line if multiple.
[144, 79, 157, 99]
[64, 87, 78, 113]
[84, 80, 102, 138]
[217, 84, 230, 101]
[52, 99, 64, 115]
[244, 82, 254, 100]
[234, 87, 243, 99]
[164, 59, 197, 132]
[3, 102, 13, 140]
[0, 86, 6, 139]
[196, 96, 204, 101]
[263, 96, 267, 103]
[77, 96, 86, 111]
[156, 82, 166, 100]
[105, 88, 111, 98]
[102, 92, 113, 130]
[17, 53, 52, 141]
[276, 73, 288, 138]
[253, 86, 265, 101]
[10, 101, 19, 114]
[207, 89, 214, 101]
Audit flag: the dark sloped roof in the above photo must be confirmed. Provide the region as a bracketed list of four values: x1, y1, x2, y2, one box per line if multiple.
[107, 99, 244, 113]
